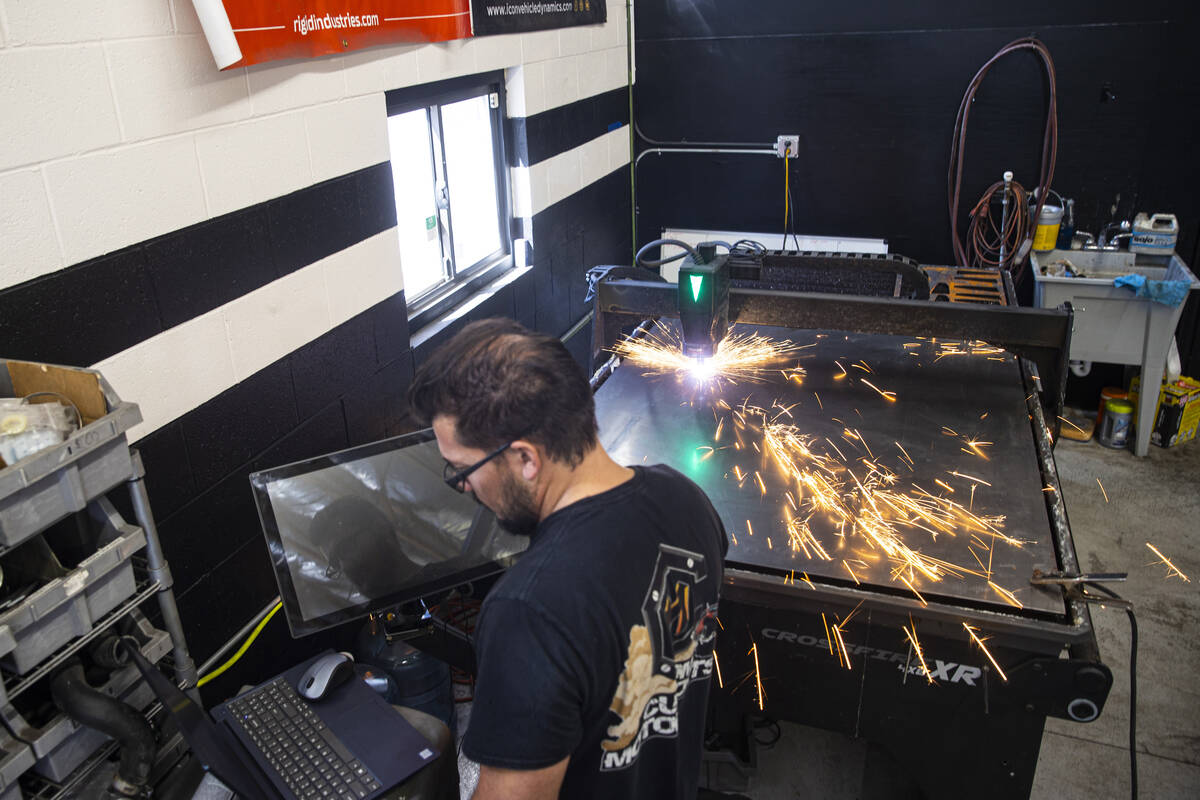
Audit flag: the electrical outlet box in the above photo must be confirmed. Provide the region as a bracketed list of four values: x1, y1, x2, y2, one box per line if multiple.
[776, 135, 799, 158]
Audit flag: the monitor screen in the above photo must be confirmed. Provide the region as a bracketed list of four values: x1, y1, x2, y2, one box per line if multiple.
[250, 429, 528, 637]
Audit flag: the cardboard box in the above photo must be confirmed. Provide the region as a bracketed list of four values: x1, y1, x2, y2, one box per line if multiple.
[1129, 375, 1200, 448]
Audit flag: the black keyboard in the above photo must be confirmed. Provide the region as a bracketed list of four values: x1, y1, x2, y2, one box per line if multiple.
[227, 677, 383, 800]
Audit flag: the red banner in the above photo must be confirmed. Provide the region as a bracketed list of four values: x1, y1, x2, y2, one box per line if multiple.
[216, 1, 473, 69]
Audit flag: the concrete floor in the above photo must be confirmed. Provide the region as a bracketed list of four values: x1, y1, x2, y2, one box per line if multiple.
[750, 435, 1200, 799]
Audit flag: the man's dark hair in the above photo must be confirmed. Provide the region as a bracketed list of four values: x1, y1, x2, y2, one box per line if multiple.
[408, 318, 598, 466]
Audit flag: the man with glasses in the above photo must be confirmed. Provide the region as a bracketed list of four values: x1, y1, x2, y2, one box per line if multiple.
[408, 318, 727, 800]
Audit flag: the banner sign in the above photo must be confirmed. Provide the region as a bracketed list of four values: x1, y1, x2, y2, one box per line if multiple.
[471, 0, 605, 36]
[195, 1, 472, 69]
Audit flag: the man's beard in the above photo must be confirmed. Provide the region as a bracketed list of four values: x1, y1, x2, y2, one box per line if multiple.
[491, 467, 540, 536]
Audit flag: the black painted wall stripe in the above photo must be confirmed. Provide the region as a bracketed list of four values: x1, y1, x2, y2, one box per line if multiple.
[0, 162, 397, 367]
[508, 86, 629, 168]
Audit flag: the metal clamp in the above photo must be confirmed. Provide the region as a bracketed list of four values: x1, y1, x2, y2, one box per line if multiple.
[1031, 569, 1133, 609]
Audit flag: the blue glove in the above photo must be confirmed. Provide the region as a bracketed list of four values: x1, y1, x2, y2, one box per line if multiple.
[1112, 274, 1190, 307]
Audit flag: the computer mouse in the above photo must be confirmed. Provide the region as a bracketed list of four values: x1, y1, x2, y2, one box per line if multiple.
[297, 652, 355, 701]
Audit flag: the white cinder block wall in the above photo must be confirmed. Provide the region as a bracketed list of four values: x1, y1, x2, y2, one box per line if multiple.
[0, 0, 631, 441]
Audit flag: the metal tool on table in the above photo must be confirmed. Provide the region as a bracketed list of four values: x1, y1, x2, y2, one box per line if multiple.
[1031, 569, 1133, 608]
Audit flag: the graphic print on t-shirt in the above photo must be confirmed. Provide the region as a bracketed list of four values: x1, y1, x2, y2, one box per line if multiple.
[600, 544, 719, 770]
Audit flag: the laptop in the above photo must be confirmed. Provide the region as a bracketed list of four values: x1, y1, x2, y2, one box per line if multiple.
[126, 645, 437, 800]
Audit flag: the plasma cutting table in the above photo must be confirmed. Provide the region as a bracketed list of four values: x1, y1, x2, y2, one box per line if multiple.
[589, 254, 1112, 799]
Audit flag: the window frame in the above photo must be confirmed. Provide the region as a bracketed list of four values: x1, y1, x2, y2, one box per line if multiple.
[385, 72, 515, 332]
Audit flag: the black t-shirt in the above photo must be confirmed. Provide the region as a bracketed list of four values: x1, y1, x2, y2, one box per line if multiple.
[462, 465, 728, 799]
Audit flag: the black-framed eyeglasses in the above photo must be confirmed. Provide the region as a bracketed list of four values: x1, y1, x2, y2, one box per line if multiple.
[443, 441, 514, 492]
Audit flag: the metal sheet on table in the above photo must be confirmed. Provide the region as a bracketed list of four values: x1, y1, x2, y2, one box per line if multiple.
[595, 325, 1065, 617]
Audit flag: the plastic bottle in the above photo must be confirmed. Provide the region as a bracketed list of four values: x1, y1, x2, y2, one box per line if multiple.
[1056, 198, 1076, 250]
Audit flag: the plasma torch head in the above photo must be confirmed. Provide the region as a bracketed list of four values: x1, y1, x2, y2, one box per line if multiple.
[677, 245, 731, 359]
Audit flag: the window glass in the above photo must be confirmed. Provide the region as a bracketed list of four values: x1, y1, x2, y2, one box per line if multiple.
[388, 109, 444, 299]
[441, 94, 503, 272]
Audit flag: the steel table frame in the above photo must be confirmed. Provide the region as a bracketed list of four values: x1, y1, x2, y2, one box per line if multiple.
[589, 277, 1108, 800]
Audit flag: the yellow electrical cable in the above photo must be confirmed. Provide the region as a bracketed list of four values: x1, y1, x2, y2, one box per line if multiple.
[783, 153, 790, 235]
[196, 601, 283, 687]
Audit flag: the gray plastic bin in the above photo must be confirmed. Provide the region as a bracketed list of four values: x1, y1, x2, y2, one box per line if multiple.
[0, 502, 146, 676]
[0, 725, 33, 798]
[0, 359, 141, 551]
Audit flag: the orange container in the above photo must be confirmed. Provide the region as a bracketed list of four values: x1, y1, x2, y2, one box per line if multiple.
[1097, 387, 1127, 427]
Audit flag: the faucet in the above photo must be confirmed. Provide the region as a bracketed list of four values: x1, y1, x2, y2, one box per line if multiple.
[1098, 220, 1131, 248]
[1106, 232, 1133, 250]
[1072, 231, 1097, 249]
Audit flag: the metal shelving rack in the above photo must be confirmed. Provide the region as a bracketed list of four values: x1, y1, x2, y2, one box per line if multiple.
[0, 359, 198, 800]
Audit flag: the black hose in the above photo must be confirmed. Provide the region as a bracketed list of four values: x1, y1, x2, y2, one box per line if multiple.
[51, 662, 156, 796]
[1085, 582, 1138, 800]
[635, 238, 701, 268]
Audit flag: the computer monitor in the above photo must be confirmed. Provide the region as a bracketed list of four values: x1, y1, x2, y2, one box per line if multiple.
[250, 429, 529, 637]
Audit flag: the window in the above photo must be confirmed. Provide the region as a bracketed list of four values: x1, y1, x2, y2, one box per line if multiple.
[386, 73, 513, 328]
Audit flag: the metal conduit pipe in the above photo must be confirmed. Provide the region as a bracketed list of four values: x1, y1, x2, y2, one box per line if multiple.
[633, 119, 770, 150]
[51, 661, 157, 797]
[633, 147, 780, 250]
[634, 146, 777, 167]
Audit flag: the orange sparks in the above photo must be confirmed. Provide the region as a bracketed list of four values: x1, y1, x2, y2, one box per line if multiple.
[715, 417, 725, 442]
[1146, 542, 1190, 582]
[746, 520, 754, 537]
[899, 575, 927, 606]
[1058, 415, 1087, 435]
[831, 624, 852, 670]
[964, 440, 992, 459]
[767, 537, 773, 550]
[842, 599, 866, 627]
[968, 546, 990, 578]
[903, 617, 934, 684]
[834, 361, 848, 380]
[751, 642, 765, 710]
[612, 323, 800, 385]
[987, 580, 1023, 609]
[1096, 478, 1109, 503]
[963, 623, 1008, 681]
[801, 572, 814, 590]
[713, 650, 724, 688]
[821, 613, 834, 655]
[755, 471, 767, 496]
[860, 378, 897, 402]
[949, 470, 992, 487]
[934, 478, 955, 494]
[813, 391, 823, 410]
[843, 560, 861, 585]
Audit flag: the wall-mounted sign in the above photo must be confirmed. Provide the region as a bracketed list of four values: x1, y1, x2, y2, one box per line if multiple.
[192, 0, 606, 70]
[471, 0, 605, 36]
[193, 0, 472, 69]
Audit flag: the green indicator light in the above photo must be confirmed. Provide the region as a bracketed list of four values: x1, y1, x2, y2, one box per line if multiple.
[689, 274, 705, 302]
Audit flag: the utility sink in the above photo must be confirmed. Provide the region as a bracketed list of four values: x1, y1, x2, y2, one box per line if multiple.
[1034, 248, 1169, 279]
[1030, 248, 1199, 455]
